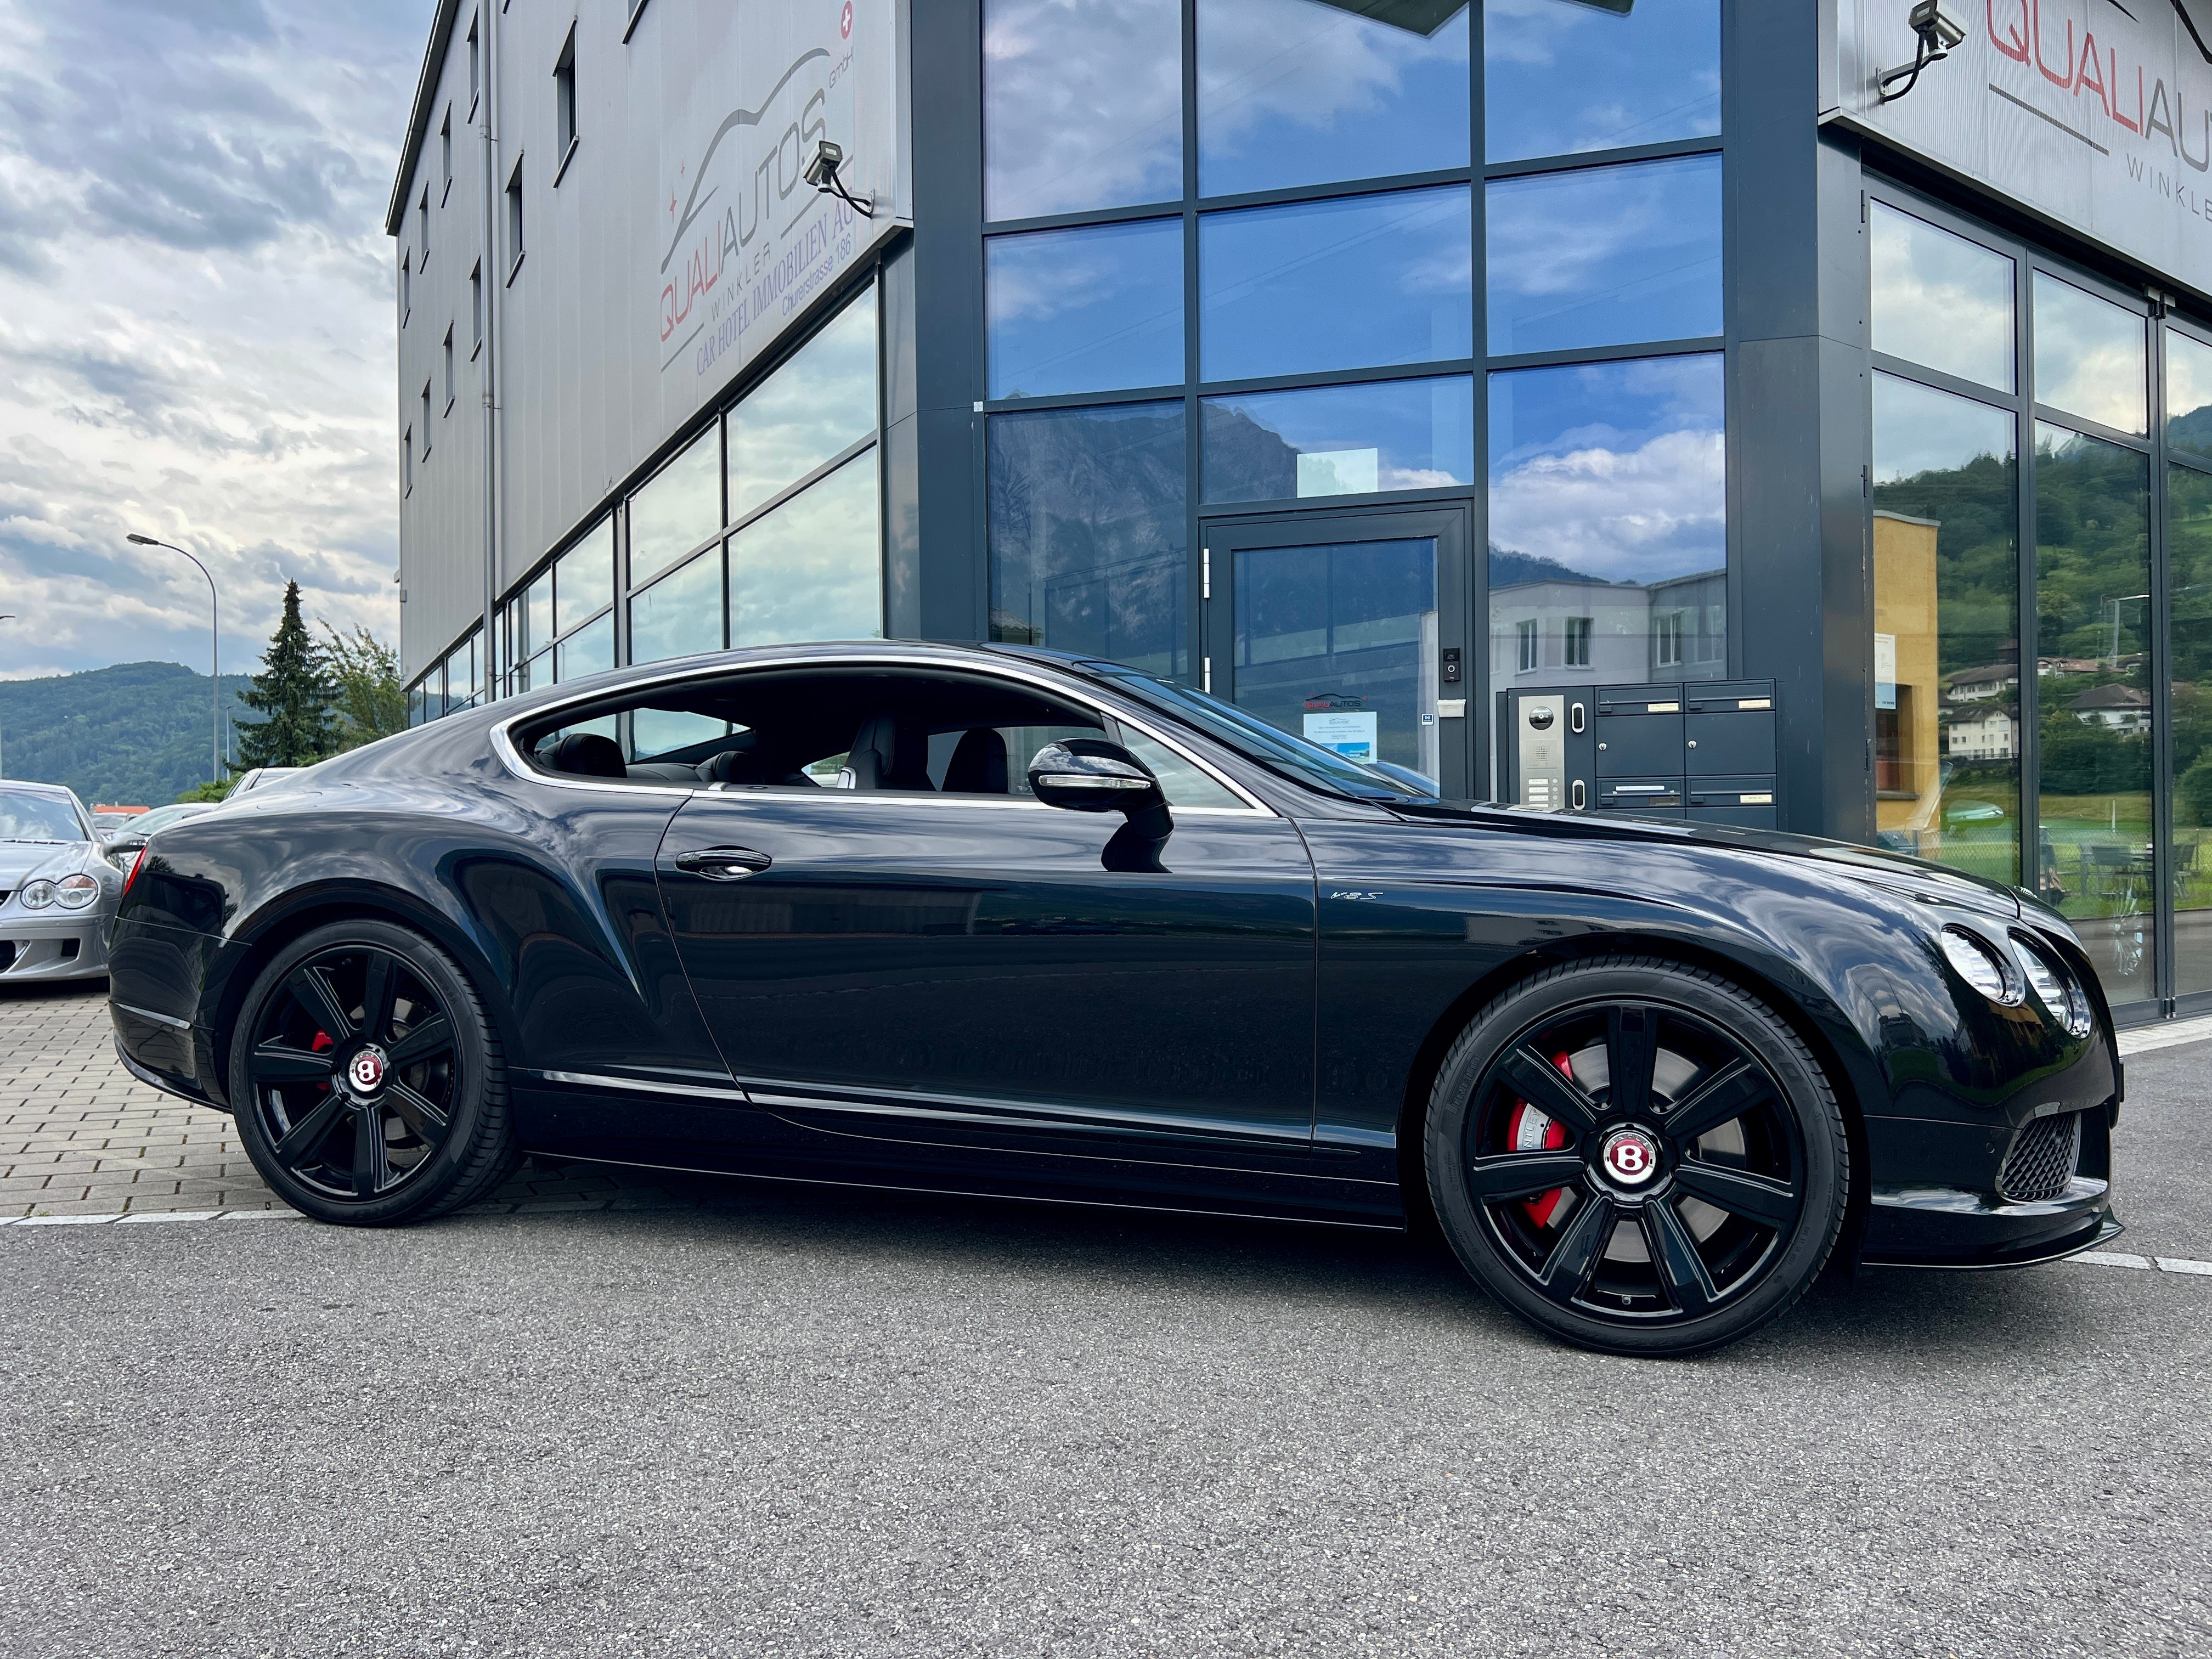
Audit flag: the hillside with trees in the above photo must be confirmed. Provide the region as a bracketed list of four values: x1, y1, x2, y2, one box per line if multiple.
[0, 662, 252, 806]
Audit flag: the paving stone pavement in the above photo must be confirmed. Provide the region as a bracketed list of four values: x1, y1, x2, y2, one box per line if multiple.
[0, 983, 699, 1219]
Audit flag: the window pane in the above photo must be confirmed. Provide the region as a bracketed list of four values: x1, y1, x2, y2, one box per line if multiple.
[558, 610, 613, 681]
[1867, 372, 2019, 886]
[1486, 155, 1720, 356]
[1488, 354, 1726, 709]
[634, 709, 735, 760]
[988, 219, 1183, 400]
[1203, 375, 1474, 504]
[629, 550, 724, 665]
[2169, 463, 2212, 996]
[2035, 422, 2154, 1005]
[524, 573, 552, 658]
[555, 518, 614, 639]
[1484, 0, 1719, 163]
[987, 399, 1187, 677]
[984, 0, 1182, 221]
[729, 449, 882, 646]
[1115, 727, 1244, 808]
[2033, 272, 2146, 436]
[2166, 329, 2212, 465]
[1201, 187, 1472, 381]
[729, 287, 878, 520]
[1870, 202, 2015, 393]
[1198, 0, 1469, 198]
[630, 426, 720, 585]
[524, 647, 550, 690]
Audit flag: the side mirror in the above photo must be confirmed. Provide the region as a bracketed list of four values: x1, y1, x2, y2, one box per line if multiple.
[1027, 740, 1164, 815]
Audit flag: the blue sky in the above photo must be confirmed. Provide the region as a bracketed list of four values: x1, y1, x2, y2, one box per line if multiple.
[0, 0, 437, 681]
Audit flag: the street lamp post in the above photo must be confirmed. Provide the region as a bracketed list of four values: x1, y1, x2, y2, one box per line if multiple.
[0, 616, 13, 780]
[125, 534, 222, 787]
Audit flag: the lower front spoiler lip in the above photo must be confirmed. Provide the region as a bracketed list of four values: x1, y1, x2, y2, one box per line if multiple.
[0, 914, 110, 980]
[1863, 1212, 2123, 1271]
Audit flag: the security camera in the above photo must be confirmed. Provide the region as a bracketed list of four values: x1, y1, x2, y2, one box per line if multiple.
[1878, 1, 1966, 101]
[802, 139, 845, 191]
[1910, 0, 1966, 53]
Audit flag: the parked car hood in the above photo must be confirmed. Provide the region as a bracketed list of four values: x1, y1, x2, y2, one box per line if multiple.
[0, 840, 100, 889]
[1386, 801, 2024, 922]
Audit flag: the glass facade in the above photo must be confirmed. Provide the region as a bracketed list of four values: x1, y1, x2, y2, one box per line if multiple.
[984, 0, 1726, 777]
[1865, 185, 2209, 1015]
[410, 280, 884, 738]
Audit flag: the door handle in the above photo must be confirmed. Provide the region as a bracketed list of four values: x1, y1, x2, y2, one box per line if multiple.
[673, 847, 773, 881]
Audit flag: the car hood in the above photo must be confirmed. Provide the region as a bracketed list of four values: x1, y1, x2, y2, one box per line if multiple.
[0, 840, 97, 889]
[1388, 802, 2024, 921]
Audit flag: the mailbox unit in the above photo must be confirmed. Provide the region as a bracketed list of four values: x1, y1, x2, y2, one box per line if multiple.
[1498, 680, 1779, 829]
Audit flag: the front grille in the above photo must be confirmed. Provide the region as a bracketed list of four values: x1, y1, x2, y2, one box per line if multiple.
[1999, 1111, 2083, 1203]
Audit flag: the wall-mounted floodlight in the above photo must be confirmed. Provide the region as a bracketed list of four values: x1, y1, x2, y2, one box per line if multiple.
[802, 140, 874, 219]
[1878, 2, 1967, 103]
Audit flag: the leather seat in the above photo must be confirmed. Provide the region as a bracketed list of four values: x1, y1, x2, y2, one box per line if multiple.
[844, 714, 933, 791]
[546, 732, 626, 779]
[941, 727, 1008, 794]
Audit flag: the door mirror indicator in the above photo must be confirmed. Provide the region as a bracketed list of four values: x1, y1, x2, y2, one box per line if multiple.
[1028, 740, 1173, 871]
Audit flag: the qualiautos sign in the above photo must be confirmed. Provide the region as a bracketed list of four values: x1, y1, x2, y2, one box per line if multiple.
[1829, 0, 2212, 297]
[648, 0, 902, 411]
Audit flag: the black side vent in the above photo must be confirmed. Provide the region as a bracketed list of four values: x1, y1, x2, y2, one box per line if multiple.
[1999, 1112, 2083, 1204]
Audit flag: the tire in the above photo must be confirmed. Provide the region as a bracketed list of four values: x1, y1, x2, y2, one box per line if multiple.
[228, 920, 519, 1226]
[1424, 956, 1848, 1358]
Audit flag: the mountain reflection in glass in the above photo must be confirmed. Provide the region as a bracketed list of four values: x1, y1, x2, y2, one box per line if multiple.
[1483, 0, 1720, 163]
[986, 401, 1188, 679]
[2166, 459, 2212, 997]
[1486, 354, 1726, 710]
[2165, 329, 2212, 465]
[1202, 376, 1474, 504]
[1198, 0, 1469, 198]
[1869, 372, 2019, 887]
[2035, 422, 2154, 1007]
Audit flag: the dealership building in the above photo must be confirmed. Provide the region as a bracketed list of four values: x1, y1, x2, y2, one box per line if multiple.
[390, 0, 2212, 1026]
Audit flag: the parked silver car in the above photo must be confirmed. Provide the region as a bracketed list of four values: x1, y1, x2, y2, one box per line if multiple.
[0, 781, 122, 983]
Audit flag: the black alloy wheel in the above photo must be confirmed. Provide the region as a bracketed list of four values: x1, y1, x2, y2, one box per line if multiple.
[1426, 957, 1848, 1358]
[229, 920, 517, 1225]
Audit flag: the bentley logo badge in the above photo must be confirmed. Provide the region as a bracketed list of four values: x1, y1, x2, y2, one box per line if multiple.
[1600, 1128, 1660, 1187]
[348, 1047, 388, 1093]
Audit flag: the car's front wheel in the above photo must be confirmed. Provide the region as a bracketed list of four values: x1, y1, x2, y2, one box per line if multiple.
[1425, 957, 1849, 1357]
[229, 921, 517, 1225]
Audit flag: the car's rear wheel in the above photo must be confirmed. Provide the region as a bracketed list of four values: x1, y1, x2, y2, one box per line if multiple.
[1425, 957, 1848, 1357]
[229, 921, 517, 1226]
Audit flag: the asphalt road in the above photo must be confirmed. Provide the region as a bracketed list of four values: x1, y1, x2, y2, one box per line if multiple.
[4, 1045, 2209, 1659]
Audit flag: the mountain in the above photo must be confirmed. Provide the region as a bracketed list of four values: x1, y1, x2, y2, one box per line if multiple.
[0, 662, 254, 806]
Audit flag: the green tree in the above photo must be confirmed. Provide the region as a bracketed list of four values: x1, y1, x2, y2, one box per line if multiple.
[232, 580, 335, 770]
[319, 622, 406, 754]
[174, 776, 238, 804]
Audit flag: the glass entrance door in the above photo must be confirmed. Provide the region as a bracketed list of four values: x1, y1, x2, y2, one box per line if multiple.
[1203, 507, 1470, 797]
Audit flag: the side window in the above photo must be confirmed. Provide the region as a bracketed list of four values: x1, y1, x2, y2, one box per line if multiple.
[1116, 727, 1245, 809]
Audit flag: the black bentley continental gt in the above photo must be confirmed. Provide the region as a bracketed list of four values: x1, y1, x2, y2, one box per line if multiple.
[107, 642, 2123, 1356]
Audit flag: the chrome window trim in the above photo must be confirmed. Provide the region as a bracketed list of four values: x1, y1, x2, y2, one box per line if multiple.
[487, 651, 1274, 814]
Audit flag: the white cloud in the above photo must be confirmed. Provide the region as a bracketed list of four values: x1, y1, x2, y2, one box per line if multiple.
[0, 0, 426, 682]
[1488, 426, 1725, 583]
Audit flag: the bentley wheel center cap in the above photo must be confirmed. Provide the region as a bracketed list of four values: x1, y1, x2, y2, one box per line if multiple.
[347, 1046, 389, 1094]
[1599, 1127, 1662, 1188]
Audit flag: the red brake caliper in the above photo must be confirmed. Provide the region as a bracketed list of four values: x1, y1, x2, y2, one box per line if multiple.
[311, 1029, 333, 1091]
[1504, 1051, 1576, 1227]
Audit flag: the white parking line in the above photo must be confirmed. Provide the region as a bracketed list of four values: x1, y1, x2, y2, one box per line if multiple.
[5, 1206, 2207, 1276]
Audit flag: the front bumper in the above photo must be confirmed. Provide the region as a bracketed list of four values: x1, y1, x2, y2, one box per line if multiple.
[1, 905, 112, 981]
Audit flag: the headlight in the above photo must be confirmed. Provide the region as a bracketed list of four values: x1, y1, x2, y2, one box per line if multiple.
[18, 879, 55, 910]
[55, 873, 100, 909]
[2013, 934, 2094, 1038]
[1938, 926, 2019, 1003]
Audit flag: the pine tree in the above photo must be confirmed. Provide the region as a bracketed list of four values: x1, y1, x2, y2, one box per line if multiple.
[232, 581, 336, 770]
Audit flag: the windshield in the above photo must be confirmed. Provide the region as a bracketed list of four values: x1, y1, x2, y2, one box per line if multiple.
[129, 805, 199, 837]
[0, 791, 87, 843]
[1078, 664, 1427, 802]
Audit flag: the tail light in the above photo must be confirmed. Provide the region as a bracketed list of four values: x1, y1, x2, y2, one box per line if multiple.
[120, 847, 148, 898]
